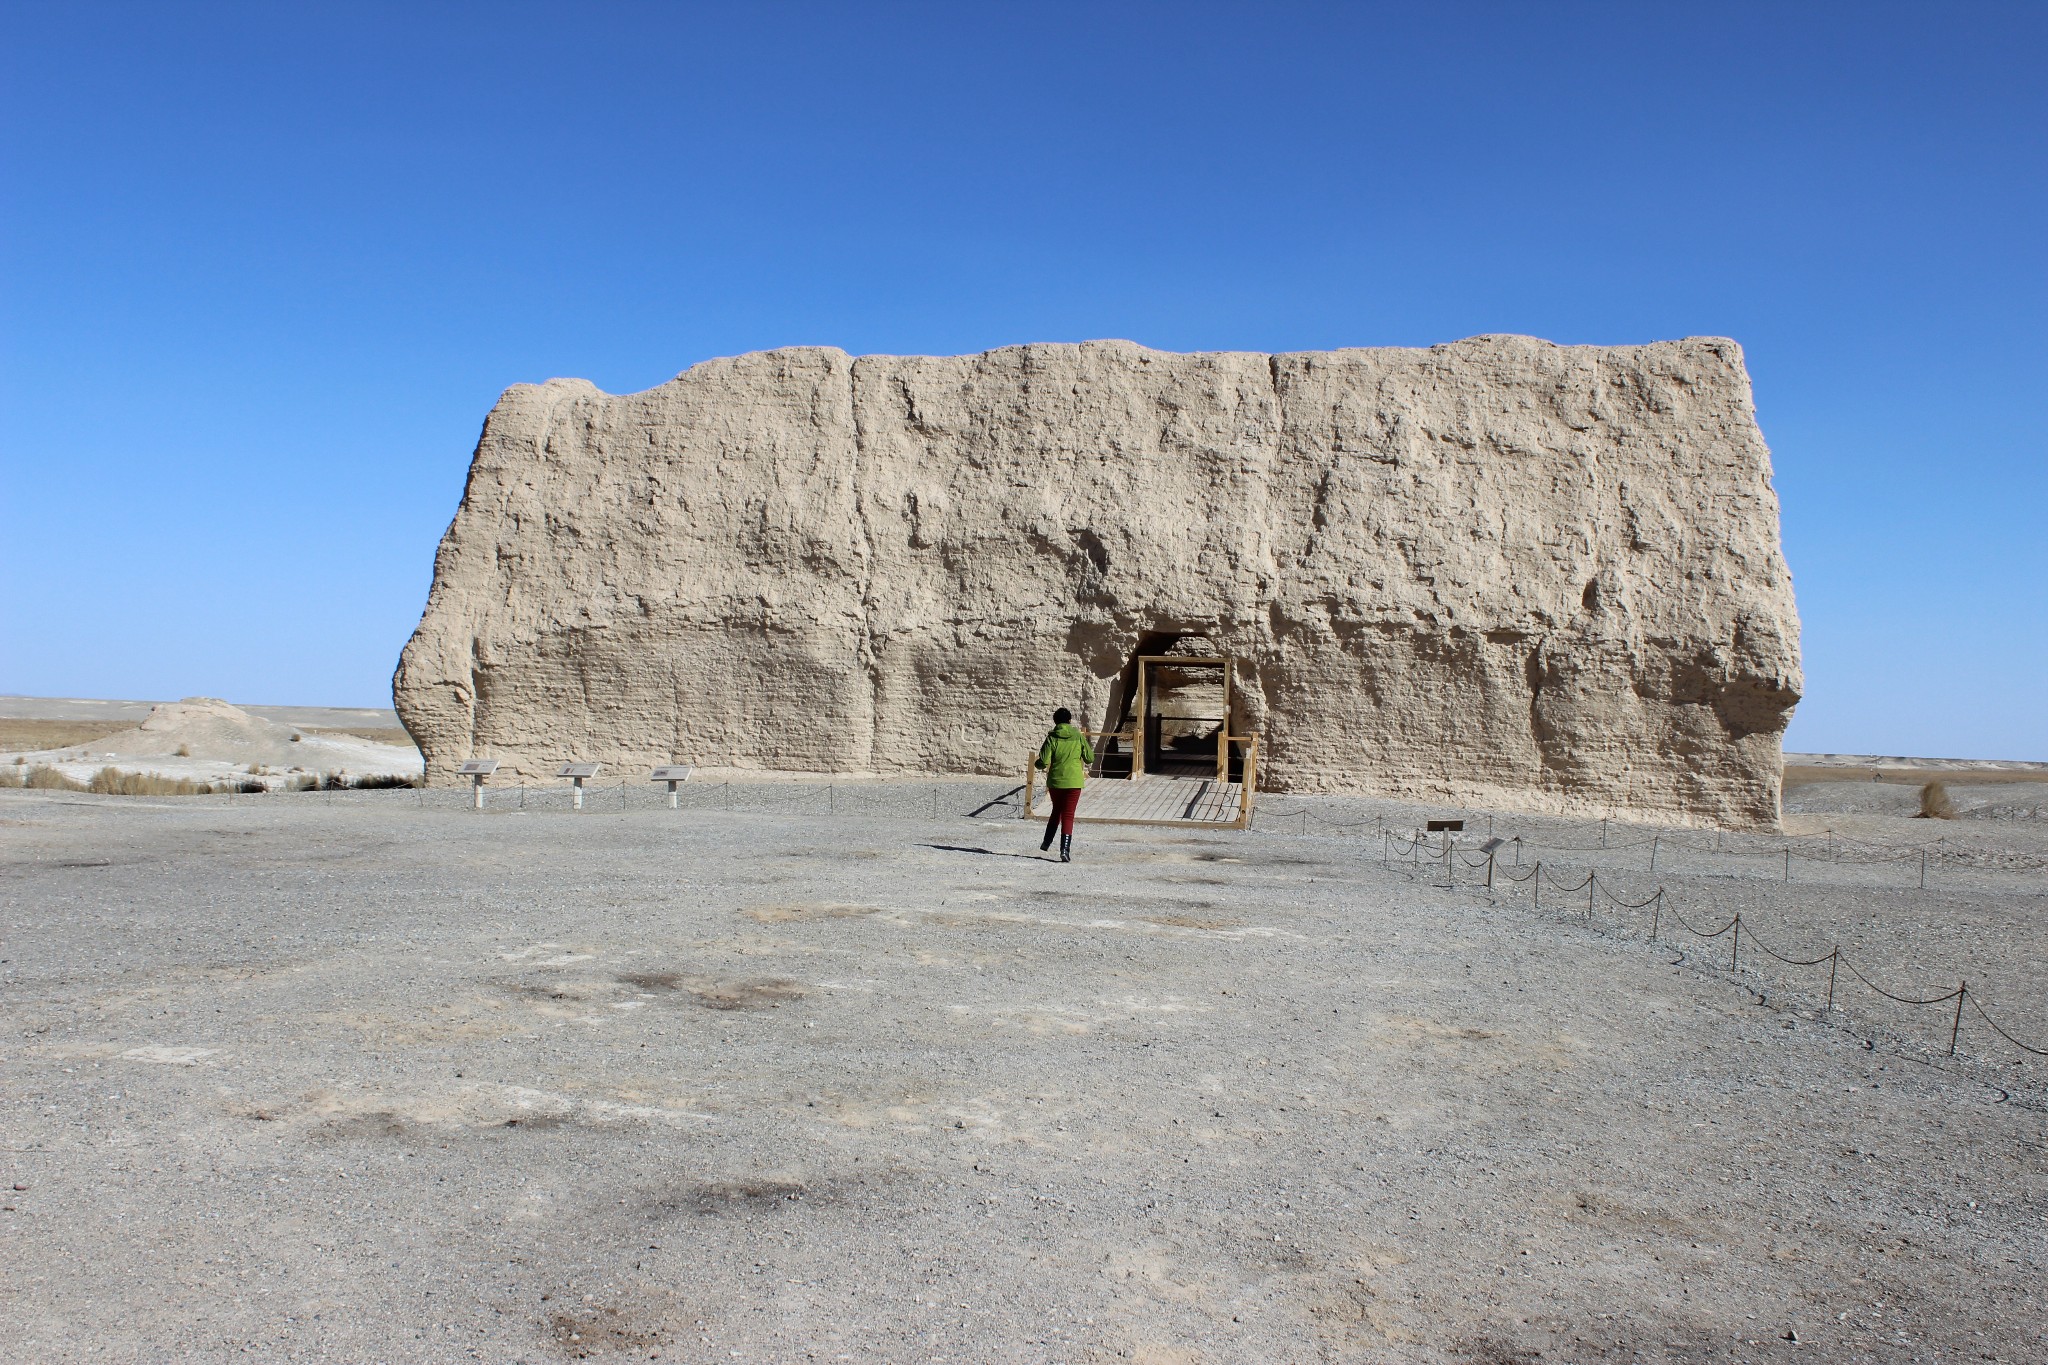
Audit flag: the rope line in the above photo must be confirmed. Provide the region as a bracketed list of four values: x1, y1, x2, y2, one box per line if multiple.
[1968, 994, 2048, 1057]
[1659, 902, 1738, 940]
[1736, 925, 1837, 969]
[1835, 957, 1965, 1008]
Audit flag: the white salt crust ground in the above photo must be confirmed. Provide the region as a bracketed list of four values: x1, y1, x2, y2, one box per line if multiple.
[1, 782, 2043, 1364]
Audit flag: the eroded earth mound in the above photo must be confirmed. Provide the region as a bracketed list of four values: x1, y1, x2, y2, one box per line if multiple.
[397, 336, 1801, 827]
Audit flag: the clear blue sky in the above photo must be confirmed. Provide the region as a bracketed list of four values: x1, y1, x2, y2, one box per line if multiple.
[3, 3, 2042, 758]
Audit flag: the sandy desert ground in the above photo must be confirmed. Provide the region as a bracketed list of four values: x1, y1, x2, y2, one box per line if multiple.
[2, 771, 2044, 1364]
[1, 697, 420, 791]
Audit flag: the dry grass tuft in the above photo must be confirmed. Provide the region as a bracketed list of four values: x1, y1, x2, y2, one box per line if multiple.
[1919, 780, 1956, 819]
[0, 763, 265, 797]
[346, 772, 418, 789]
[89, 767, 218, 797]
[19, 765, 87, 791]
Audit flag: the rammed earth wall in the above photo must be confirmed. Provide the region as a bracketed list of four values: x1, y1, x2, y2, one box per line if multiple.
[395, 336, 1801, 828]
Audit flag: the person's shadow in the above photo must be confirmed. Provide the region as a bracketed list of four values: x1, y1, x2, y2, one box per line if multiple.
[917, 842, 1048, 862]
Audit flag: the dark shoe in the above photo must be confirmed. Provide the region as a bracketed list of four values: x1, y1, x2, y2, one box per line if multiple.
[1059, 834, 1072, 863]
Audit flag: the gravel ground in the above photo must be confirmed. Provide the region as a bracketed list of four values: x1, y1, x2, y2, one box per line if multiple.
[3, 783, 2045, 1364]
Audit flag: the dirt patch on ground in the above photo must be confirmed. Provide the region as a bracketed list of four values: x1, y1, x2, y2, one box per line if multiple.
[616, 971, 806, 1010]
[0, 719, 132, 752]
[1140, 913, 1244, 931]
[546, 1299, 671, 1359]
[743, 902, 880, 923]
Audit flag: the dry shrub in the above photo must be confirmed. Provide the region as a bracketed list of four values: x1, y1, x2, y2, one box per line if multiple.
[175, 744, 191, 757]
[25, 765, 86, 791]
[90, 767, 214, 796]
[1, 764, 249, 796]
[1919, 780, 1955, 819]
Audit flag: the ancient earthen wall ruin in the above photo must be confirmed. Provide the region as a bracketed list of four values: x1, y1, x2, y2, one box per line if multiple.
[394, 336, 1802, 827]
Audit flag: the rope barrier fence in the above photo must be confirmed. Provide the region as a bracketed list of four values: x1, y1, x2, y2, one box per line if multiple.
[1266, 802, 2048, 887]
[1425, 837, 2046, 1066]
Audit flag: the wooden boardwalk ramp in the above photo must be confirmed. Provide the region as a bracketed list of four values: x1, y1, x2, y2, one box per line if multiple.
[1022, 773, 1253, 829]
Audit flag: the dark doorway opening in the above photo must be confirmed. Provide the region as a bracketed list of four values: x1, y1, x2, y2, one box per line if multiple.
[1094, 633, 1245, 784]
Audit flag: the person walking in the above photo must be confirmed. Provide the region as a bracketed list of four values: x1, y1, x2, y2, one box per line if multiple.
[1035, 707, 1094, 862]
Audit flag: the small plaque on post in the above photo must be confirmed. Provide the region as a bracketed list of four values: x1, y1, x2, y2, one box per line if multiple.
[557, 761, 601, 809]
[1425, 819, 1465, 833]
[651, 764, 693, 808]
[458, 757, 499, 809]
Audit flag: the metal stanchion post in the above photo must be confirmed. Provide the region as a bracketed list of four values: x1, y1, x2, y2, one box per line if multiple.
[1949, 983, 1966, 1056]
[1730, 916, 1741, 973]
[1825, 951, 1838, 1011]
[1650, 835, 1658, 874]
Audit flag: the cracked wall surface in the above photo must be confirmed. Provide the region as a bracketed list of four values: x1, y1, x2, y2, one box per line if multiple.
[395, 335, 1802, 828]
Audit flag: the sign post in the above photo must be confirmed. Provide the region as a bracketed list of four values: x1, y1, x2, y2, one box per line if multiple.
[556, 762, 601, 810]
[457, 758, 499, 810]
[650, 764, 694, 809]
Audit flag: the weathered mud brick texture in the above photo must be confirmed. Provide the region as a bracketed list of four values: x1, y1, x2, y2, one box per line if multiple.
[396, 336, 1801, 827]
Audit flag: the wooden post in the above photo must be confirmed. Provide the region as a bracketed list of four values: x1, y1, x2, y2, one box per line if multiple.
[1238, 738, 1258, 829]
[1132, 659, 1148, 779]
[1023, 757, 1036, 821]
[1214, 662, 1226, 782]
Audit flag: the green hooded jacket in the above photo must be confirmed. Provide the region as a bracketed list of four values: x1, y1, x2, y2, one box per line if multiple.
[1035, 723, 1095, 790]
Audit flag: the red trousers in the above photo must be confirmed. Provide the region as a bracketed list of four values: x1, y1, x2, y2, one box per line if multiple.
[1045, 785, 1082, 837]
